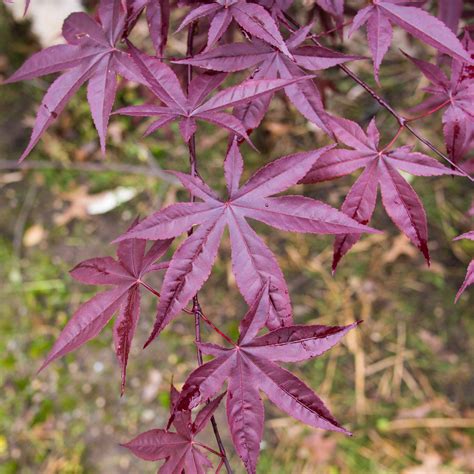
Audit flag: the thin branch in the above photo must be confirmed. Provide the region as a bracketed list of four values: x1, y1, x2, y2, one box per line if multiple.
[194, 442, 225, 458]
[282, 13, 474, 182]
[197, 309, 236, 346]
[405, 99, 451, 123]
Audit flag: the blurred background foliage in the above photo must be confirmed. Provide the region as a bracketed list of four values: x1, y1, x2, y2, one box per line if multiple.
[0, 1, 473, 473]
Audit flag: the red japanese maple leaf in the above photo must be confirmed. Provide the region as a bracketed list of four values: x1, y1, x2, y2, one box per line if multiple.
[176, 0, 292, 57]
[348, 0, 471, 82]
[405, 34, 474, 163]
[39, 229, 171, 393]
[257, 0, 293, 21]
[315, 0, 344, 24]
[123, 385, 225, 473]
[125, 0, 170, 56]
[114, 140, 378, 344]
[4, 0, 144, 160]
[114, 42, 308, 143]
[175, 24, 361, 133]
[175, 283, 358, 473]
[454, 231, 474, 302]
[300, 115, 460, 270]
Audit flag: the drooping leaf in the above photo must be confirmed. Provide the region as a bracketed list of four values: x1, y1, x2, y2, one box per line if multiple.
[4, 0, 146, 160]
[39, 230, 171, 392]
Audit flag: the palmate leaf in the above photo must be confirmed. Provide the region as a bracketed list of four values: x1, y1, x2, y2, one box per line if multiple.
[405, 37, 474, 163]
[114, 140, 379, 344]
[174, 283, 359, 473]
[123, 385, 225, 473]
[114, 42, 308, 143]
[454, 231, 474, 303]
[125, 0, 170, 56]
[176, 0, 292, 57]
[314, 0, 344, 24]
[301, 115, 461, 270]
[175, 25, 361, 132]
[39, 230, 172, 394]
[348, 0, 472, 82]
[3, 0, 145, 160]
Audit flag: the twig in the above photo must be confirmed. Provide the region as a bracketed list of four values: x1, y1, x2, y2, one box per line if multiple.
[197, 309, 236, 346]
[282, 13, 474, 183]
[195, 442, 225, 458]
[405, 99, 451, 123]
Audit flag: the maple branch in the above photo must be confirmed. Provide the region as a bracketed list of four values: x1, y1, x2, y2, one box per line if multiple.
[381, 125, 405, 154]
[282, 13, 474, 183]
[196, 308, 236, 346]
[185, 22, 233, 474]
[139, 280, 161, 299]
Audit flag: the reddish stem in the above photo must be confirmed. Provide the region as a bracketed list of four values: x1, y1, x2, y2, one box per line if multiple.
[216, 459, 225, 473]
[405, 99, 451, 123]
[314, 19, 353, 38]
[197, 309, 236, 346]
[195, 442, 225, 458]
[139, 280, 161, 298]
[380, 125, 405, 154]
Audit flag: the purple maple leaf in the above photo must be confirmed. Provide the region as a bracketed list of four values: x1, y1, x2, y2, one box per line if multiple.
[438, 0, 463, 34]
[123, 385, 225, 473]
[176, 0, 292, 57]
[3, 0, 145, 160]
[114, 42, 307, 143]
[405, 36, 474, 163]
[454, 231, 474, 303]
[315, 0, 344, 24]
[175, 283, 358, 473]
[114, 140, 379, 344]
[39, 227, 172, 393]
[257, 0, 293, 21]
[348, 0, 472, 82]
[175, 24, 361, 133]
[300, 115, 461, 270]
[125, 0, 170, 56]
